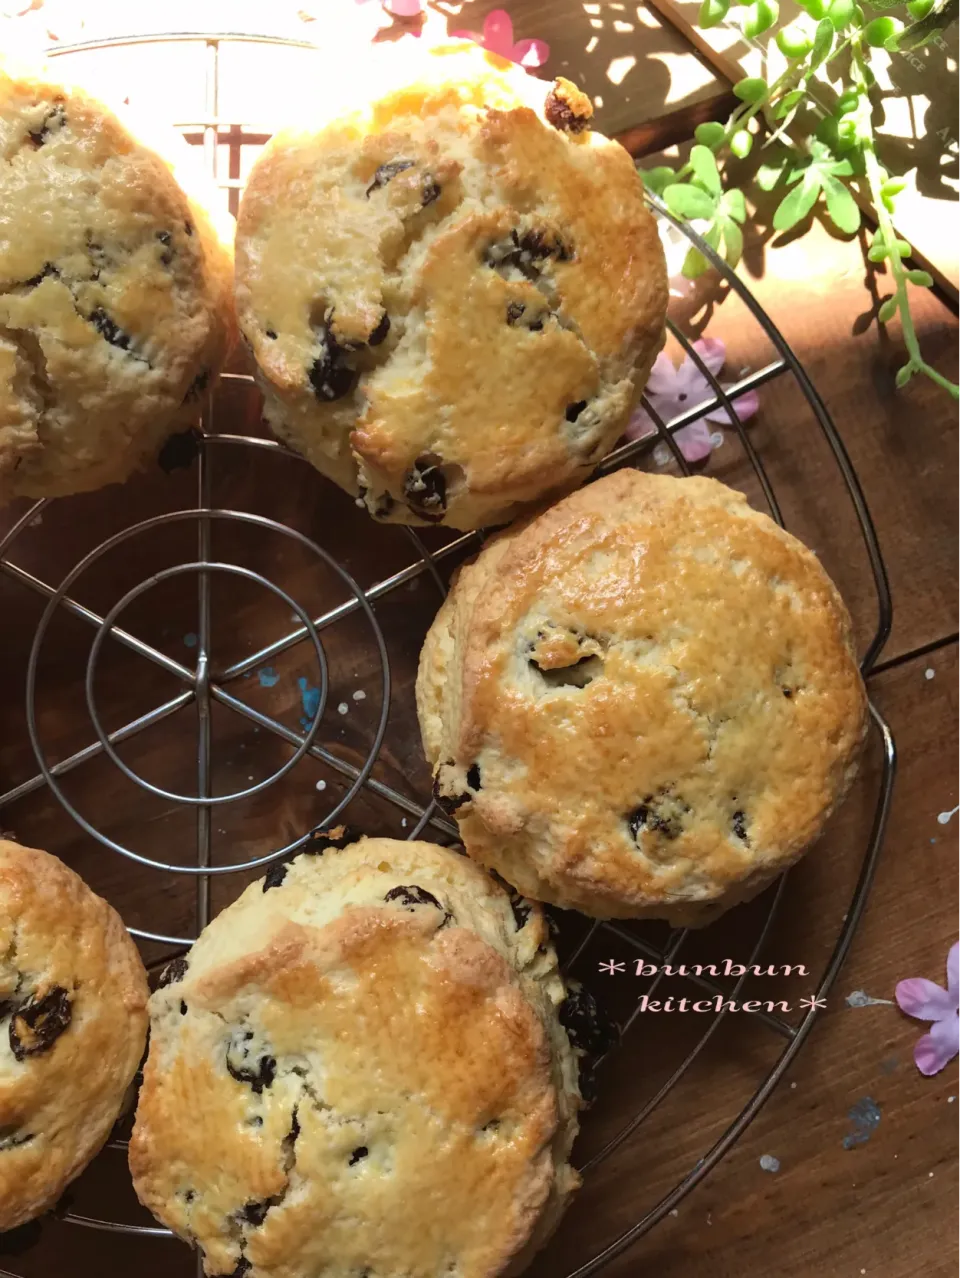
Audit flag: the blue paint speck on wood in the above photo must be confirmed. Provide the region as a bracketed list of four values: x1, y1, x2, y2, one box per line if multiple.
[183, 633, 198, 648]
[259, 666, 280, 688]
[843, 1096, 881, 1149]
[298, 676, 321, 722]
[759, 1154, 780, 1173]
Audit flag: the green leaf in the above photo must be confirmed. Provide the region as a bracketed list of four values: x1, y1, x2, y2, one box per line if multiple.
[721, 217, 744, 265]
[700, 0, 731, 24]
[798, 0, 827, 17]
[703, 221, 723, 250]
[733, 76, 769, 103]
[694, 121, 727, 149]
[835, 118, 858, 150]
[906, 0, 935, 16]
[878, 297, 898, 322]
[810, 17, 835, 65]
[906, 268, 934, 287]
[776, 23, 813, 56]
[689, 144, 723, 195]
[881, 177, 907, 197]
[722, 188, 748, 221]
[756, 156, 790, 190]
[895, 363, 914, 388]
[744, 0, 779, 36]
[730, 129, 754, 158]
[864, 15, 903, 43]
[867, 244, 888, 262]
[828, 0, 855, 28]
[773, 88, 806, 119]
[821, 173, 861, 233]
[896, 239, 912, 257]
[663, 183, 718, 220]
[837, 89, 860, 115]
[773, 177, 820, 231]
[639, 166, 677, 195]
[682, 245, 712, 279]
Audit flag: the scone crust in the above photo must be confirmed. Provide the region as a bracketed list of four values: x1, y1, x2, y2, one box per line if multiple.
[0, 66, 234, 500]
[130, 837, 580, 1278]
[416, 471, 869, 922]
[235, 43, 667, 530]
[0, 838, 149, 1229]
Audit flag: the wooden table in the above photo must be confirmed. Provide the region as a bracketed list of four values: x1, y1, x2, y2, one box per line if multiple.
[0, 5, 956, 1277]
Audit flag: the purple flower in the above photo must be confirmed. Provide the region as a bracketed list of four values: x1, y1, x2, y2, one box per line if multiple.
[625, 337, 759, 463]
[895, 941, 959, 1076]
[451, 9, 550, 68]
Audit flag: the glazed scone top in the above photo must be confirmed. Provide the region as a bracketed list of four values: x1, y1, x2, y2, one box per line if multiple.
[130, 836, 580, 1278]
[418, 471, 868, 921]
[0, 64, 234, 500]
[0, 839, 149, 1229]
[235, 43, 667, 529]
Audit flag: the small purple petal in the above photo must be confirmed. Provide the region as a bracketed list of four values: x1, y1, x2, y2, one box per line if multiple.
[947, 941, 958, 1000]
[914, 1014, 959, 1076]
[896, 976, 956, 1023]
[624, 408, 656, 442]
[692, 336, 727, 378]
[514, 37, 550, 68]
[676, 420, 714, 462]
[644, 352, 679, 396]
[704, 388, 760, 426]
[673, 356, 711, 399]
[483, 9, 516, 56]
[383, 0, 424, 13]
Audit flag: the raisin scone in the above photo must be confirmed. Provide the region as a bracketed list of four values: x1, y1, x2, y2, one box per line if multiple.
[130, 834, 582, 1278]
[234, 43, 668, 530]
[0, 838, 149, 1230]
[0, 63, 234, 501]
[417, 470, 868, 923]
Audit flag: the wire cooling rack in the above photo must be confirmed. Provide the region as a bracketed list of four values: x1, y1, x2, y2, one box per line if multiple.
[0, 29, 898, 1278]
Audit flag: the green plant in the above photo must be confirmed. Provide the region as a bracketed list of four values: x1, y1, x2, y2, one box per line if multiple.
[640, 0, 958, 397]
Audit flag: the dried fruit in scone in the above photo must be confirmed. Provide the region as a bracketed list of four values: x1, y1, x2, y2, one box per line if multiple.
[416, 470, 868, 922]
[0, 839, 149, 1230]
[130, 836, 582, 1278]
[0, 63, 235, 501]
[234, 44, 668, 530]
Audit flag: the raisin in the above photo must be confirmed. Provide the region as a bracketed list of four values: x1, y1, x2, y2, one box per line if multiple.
[732, 809, 749, 843]
[466, 764, 481, 791]
[384, 884, 444, 911]
[225, 1032, 276, 1094]
[180, 1001, 188, 1016]
[158, 957, 189, 988]
[9, 987, 72, 1061]
[242, 1199, 271, 1226]
[158, 427, 202, 474]
[349, 1146, 368, 1165]
[28, 103, 66, 146]
[220, 1261, 251, 1278]
[184, 220, 194, 236]
[303, 824, 357, 854]
[308, 325, 358, 402]
[782, 687, 794, 698]
[89, 307, 131, 351]
[262, 861, 289, 892]
[421, 176, 442, 206]
[509, 894, 532, 930]
[156, 230, 174, 265]
[368, 311, 390, 346]
[565, 400, 588, 422]
[403, 457, 446, 521]
[366, 159, 416, 196]
[506, 301, 526, 325]
[432, 774, 470, 816]
[544, 84, 592, 134]
[265, 328, 278, 340]
[628, 800, 681, 841]
[559, 984, 619, 1058]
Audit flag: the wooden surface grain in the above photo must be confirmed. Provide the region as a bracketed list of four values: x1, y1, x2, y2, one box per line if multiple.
[0, 7, 956, 1277]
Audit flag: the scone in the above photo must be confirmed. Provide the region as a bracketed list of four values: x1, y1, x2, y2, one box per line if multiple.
[0, 838, 149, 1229]
[417, 470, 868, 923]
[234, 43, 667, 530]
[0, 63, 234, 500]
[130, 833, 582, 1278]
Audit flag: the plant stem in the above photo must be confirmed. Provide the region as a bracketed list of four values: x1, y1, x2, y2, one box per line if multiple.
[849, 33, 958, 396]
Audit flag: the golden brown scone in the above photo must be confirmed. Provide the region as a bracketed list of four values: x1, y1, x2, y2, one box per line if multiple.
[417, 471, 868, 923]
[130, 834, 581, 1278]
[0, 63, 235, 500]
[234, 43, 667, 530]
[0, 838, 148, 1230]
